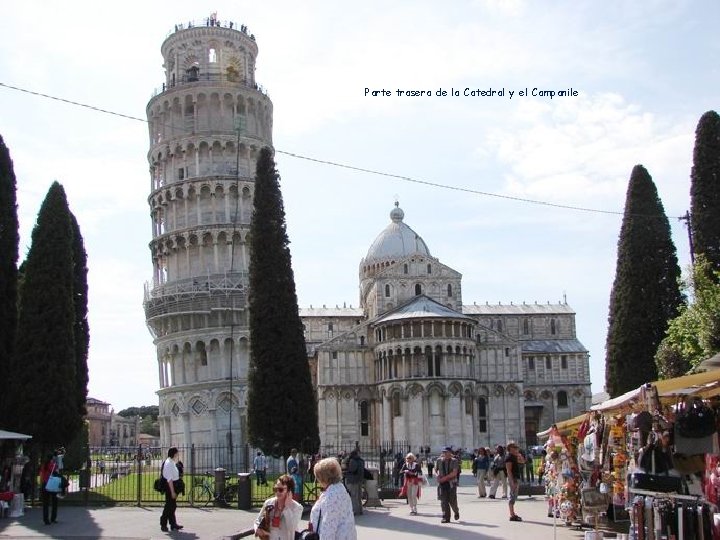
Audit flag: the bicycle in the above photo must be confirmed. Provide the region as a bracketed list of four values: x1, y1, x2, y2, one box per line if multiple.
[191, 472, 238, 507]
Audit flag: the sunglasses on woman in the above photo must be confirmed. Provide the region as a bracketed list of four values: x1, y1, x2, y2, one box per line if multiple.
[274, 487, 287, 492]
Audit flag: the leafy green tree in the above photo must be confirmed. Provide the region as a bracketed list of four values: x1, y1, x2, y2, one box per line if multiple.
[8, 182, 81, 449]
[247, 148, 319, 456]
[690, 111, 720, 275]
[70, 213, 89, 418]
[0, 135, 19, 426]
[118, 405, 159, 420]
[605, 165, 684, 397]
[656, 256, 720, 373]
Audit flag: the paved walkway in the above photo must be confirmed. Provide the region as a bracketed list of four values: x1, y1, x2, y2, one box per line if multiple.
[0, 481, 618, 539]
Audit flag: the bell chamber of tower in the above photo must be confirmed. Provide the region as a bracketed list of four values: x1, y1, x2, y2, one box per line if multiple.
[143, 18, 273, 454]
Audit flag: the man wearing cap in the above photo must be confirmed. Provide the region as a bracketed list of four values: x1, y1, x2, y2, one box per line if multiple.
[435, 446, 460, 523]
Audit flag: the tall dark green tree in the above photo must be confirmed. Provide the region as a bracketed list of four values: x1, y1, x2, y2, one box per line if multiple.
[605, 165, 684, 397]
[0, 135, 19, 427]
[70, 213, 89, 418]
[690, 111, 720, 275]
[7, 182, 81, 448]
[247, 148, 319, 456]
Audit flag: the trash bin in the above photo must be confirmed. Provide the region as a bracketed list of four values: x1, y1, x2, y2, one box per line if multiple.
[79, 469, 90, 489]
[237, 472, 252, 510]
[214, 468, 226, 506]
[364, 468, 382, 508]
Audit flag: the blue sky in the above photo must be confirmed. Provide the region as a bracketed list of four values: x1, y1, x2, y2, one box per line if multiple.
[1, 0, 718, 411]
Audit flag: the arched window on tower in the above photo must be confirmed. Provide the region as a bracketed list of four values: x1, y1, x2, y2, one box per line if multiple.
[403, 263, 408, 274]
[447, 284, 453, 298]
[557, 390, 568, 408]
[208, 48, 217, 63]
[478, 397, 487, 432]
[392, 392, 401, 417]
[197, 342, 208, 366]
[385, 284, 391, 297]
[359, 400, 369, 436]
[427, 264, 432, 274]
[415, 284, 422, 296]
[523, 319, 529, 335]
[551, 318, 558, 335]
[187, 65, 199, 82]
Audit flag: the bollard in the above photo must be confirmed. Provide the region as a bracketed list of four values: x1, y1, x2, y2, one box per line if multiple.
[364, 468, 382, 508]
[214, 468, 226, 506]
[237, 473, 252, 510]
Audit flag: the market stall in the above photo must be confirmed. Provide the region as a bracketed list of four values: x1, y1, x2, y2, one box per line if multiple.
[537, 368, 720, 538]
[0, 429, 32, 518]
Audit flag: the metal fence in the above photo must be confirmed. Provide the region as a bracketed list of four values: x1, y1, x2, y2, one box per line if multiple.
[30, 441, 411, 508]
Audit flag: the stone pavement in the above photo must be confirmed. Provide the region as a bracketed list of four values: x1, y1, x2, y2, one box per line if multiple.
[0, 481, 618, 539]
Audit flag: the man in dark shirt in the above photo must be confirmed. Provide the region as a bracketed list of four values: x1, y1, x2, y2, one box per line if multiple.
[505, 442, 523, 522]
[435, 446, 460, 523]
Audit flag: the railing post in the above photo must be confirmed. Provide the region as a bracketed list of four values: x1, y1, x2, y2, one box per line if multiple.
[136, 444, 143, 507]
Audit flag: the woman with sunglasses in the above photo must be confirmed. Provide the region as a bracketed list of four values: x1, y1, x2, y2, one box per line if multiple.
[254, 474, 303, 540]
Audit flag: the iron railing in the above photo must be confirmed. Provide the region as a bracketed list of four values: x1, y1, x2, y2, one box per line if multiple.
[26, 441, 412, 508]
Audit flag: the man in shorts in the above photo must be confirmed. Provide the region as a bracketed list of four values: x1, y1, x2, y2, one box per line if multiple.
[505, 442, 523, 522]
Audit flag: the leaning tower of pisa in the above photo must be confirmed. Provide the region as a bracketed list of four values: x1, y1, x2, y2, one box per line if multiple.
[143, 16, 273, 456]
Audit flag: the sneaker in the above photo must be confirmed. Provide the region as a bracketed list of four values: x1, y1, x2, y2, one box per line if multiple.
[547, 512, 554, 518]
[488, 495, 496, 499]
[441, 518, 450, 523]
[509, 515, 523, 522]
[410, 510, 417, 515]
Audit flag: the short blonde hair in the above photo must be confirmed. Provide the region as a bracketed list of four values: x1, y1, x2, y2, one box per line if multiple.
[314, 457, 342, 485]
[405, 453, 415, 461]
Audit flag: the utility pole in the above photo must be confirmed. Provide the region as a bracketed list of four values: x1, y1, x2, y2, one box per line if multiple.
[679, 210, 695, 264]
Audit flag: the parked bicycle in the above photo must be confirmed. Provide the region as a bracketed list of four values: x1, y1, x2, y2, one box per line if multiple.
[191, 472, 238, 507]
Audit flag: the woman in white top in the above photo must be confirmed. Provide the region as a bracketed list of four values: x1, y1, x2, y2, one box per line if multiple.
[310, 458, 357, 540]
[254, 474, 303, 540]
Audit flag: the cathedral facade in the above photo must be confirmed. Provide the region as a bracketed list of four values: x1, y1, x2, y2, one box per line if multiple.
[301, 204, 592, 452]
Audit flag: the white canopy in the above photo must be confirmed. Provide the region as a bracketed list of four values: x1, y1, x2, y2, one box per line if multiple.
[0, 429, 32, 440]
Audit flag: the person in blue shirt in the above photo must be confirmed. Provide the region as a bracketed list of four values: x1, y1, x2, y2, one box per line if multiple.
[472, 447, 490, 497]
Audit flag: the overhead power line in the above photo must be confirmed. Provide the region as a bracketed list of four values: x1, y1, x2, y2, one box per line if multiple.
[0, 81, 687, 220]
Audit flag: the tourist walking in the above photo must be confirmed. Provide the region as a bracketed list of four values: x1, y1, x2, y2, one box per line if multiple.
[525, 448, 535, 483]
[254, 451, 268, 486]
[39, 454, 60, 525]
[472, 447, 490, 497]
[344, 449, 365, 516]
[435, 446, 460, 523]
[505, 442, 523, 522]
[160, 447, 183, 532]
[489, 445, 508, 499]
[399, 453, 422, 515]
[254, 474, 303, 540]
[311, 457, 357, 540]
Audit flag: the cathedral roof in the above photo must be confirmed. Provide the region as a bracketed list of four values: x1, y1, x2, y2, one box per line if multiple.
[363, 203, 431, 263]
[521, 339, 588, 354]
[462, 303, 576, 315]
[375, 295, 473, 324]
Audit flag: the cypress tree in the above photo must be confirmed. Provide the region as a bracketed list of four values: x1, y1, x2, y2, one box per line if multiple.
[8, 182, 81, 449]
[70, 213, 89, 418]
[690, 111, 720, 275]
[0, 135, 19, 427]
[247, 148, 320, 456]
[605, 165, 684, 397]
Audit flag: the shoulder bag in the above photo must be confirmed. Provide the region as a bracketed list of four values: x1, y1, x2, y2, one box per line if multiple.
[153, 460, 167, 493]
[295, 509, 320, 540]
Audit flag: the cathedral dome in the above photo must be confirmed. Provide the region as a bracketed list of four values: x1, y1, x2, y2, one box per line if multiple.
[364, 203, 431, 263]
